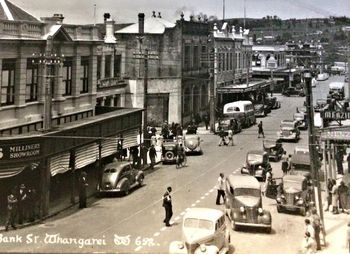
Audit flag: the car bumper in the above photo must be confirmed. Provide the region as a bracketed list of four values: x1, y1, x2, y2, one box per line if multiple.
[98, 188, 121, 193]
[185, 146, 201, 153]
[234, 221, 271, 228]
[278, 134, 297, 140]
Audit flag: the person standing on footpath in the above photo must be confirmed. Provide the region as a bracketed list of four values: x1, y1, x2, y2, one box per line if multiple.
[216, 173, 225, 205]
[301, 231, 316, 254]
[331, 179, 339, 214]
[149, 144, 157, 169]
[162, 186, 173, 227]
[218, 128, 227, 146]
[281, 151, 289, 175]
[338, 181, 348, 213]
[79, 171, 88, 209]
[325, 178, 334, 211]
[227, 129, 234, 146]
[258, 121, 265, 138]
[17, 184, 27, 224]
[310, 208, 322, 251]
[5, 189, 17, 231]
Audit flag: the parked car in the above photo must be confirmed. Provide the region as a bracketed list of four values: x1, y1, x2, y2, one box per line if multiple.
[241, 150, 272, 181]
[162, 141, 178, 164]
[184, 134, 202, 154]
[293, 112, 308, 130]
[314, 99, 328, 112]
[297, 106, 307, 116]
[254, 104, 268, 117]
[263, 139, 284, 162]
[224, 174, 272, 233]
[97, 162, 144, 196]
[316, 73, 329, 81]
[215, 116, 242, 134]
[289, 153, 311, 179]
[277, 120, 300, 142]
[169, 208, 230, 254]
[273, 175, 312, 216]
[282, 87, 305, 97]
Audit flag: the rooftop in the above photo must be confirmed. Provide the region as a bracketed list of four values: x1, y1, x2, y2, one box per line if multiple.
[0, 0, 40, 22]
[116, 16, 175, 34]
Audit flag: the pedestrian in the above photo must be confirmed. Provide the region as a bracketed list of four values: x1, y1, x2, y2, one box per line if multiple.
[301, 231, 316, 254]
[227, 129, 234, 146]
[338, 181, 348, 213]
[310, 208, 322, 251]
[331, 179, 339, 214]
[336, 152, 344, 175]
[27, 188, 36, 222]
[162, 186, 173, 227]
[305, 219, 315, 239]
[218, 128, 227, 146]
[79, 171, 88, 209]
[347, 154, 350, 174]
[203, 113, 210, 130]
[149, 144, 157, 169]
[325, 178, 334, 211]
[116, 140, 123, 161]
[131, 146, 139, 168]
[263, 170, 272, 196]
[258, 121, 264, 138]
[346, 222, 350, 253]
[281, 152, 289, 175]
[216, 173, 225, 205]
[5, 189, 18, 231]
[141, 144, 149, 167]
[17, 184, 27, 224]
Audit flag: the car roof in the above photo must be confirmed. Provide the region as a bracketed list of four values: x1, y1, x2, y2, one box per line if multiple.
[183, 208, 224, 221]
[227, 175, 261, 189]
[104, 161, 131, 170]
[283, 174, 306, 182]
[281, 119, 297, 124]
[248, 150, 266, 155]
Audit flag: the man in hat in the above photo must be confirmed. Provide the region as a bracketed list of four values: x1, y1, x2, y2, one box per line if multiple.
[79, 172, 88, 209]
[149, 144, 157, 169]
[5, 189, 17, 231]
[18, 184, 27, 224]
[162, 186, 173, 227]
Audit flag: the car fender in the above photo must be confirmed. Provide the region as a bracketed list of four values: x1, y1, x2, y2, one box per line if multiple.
[116, 177, 129, 191]
[135, 172, 144, 182]
[258, 210, 272, 225]
[169, 241, 187, 254]
[194, 245, 219, 254]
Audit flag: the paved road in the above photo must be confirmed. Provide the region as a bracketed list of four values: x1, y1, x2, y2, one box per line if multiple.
[0, 77, 339, 254]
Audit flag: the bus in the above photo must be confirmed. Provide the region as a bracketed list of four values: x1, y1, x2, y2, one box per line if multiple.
[223, 101, 256, 128]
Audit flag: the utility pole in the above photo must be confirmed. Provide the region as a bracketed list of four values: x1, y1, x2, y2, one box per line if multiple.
[208, 42, 217, 133]
[304, 70, 325, 241]
[223, 0, 225, 20]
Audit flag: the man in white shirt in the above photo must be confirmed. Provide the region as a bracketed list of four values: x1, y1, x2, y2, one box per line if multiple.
[216, 173, 225, 205]
[305, 219, 315, 239]
[227, 129, 234, 146]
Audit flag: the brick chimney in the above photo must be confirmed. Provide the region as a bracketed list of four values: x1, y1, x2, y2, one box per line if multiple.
[41, 13, 64, 25]
[104, 15, 116, 44]
[138, 13, 145, 34]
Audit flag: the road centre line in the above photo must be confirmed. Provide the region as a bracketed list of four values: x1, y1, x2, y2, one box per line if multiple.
[135, 246, 142, 252]
[180, 211, 185, 216]
[191, 203, 196, 207]
[205, 193, 209, 196]
[201, 196, 205, 199]
[161, 227, 167, 231]
[196, 200, 200, 203]
[174, 216, 180, 221]
[153, 232, 160, 237]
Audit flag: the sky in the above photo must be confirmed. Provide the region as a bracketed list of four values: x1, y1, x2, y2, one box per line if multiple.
[11, 0, 350, 25]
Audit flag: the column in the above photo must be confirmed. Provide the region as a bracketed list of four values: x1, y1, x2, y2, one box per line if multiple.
[89, 53, 97, 95]
[101, 52, 105, 79]
[40, 158, 50, 218]
[71, 53, 81, 97]
[110, 53, 115, 78]
[121, 93, 126, 107]
[331, 143, 336, 179]
[327, 141, 333, 180]
[0, 59, 2, 104]
[15, 57, 27, 107]
[54, 63, 64, 100]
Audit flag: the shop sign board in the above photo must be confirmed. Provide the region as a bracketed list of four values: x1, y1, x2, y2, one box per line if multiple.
[321, 110, 350, 121]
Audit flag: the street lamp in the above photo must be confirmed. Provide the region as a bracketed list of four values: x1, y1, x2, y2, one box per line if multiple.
[32, 37, 64, 131]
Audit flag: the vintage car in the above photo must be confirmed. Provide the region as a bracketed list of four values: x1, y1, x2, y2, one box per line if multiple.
[314, 99, 328, 112]
[184, 134, 202, 154]
[277, 120, 300, 142]
[316, 73, 329, 81]
[289, 153, 311, 179]
[169, 208, 230, 254]
[241, 150, 272, 181]
[254, 104, 268, 117]
[275, 175, 312, 216]
[97, 161, 144, 196]
[162, 141, 178, 164]
[224, 175, 272, 233]
[282, 87, 305, 97]
[215, 117, 242, 134]
[263, 139, 284, 162]
[293, 112, 308, 130]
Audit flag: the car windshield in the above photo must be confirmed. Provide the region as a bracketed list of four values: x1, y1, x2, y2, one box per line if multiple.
[235, 188, 260, 197]
[104, 168, 117, 173]
[283, 179, 302, 190]
[184, 218, 213, 230]
[247, 154, 263, 162]
[294, 113, 304, 119]
[281, 122, 294, 128]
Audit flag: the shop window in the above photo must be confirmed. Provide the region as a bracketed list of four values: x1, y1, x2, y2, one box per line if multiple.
[184, 45, 191, 70]
[1, 59, 16, 106]
[114, 55, 121, 77]
[201, 45, 207, 68]
[105, 55, 111, 78]
[80, 57, 89, 94]
[97, 56, 101, 80]
[193, 46, 199, 69]
[26, 59, 38, 102]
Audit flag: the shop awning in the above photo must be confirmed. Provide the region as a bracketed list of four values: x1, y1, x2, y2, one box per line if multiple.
[49, 152, 71, 176]
[217, 80, 271, 94]
[122, 128, 139, 148]
[101, 137, 118, 158]
[75, 143, 99, 169]
[0, 166, 25, 178]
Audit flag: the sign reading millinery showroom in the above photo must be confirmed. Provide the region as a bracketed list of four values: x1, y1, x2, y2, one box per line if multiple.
[0, 139, 42, 165]
[321, 110, 350, 120]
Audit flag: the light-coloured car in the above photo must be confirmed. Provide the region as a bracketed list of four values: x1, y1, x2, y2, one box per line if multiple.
[277, 120, 300, 142]
[293, 113, 307, 130]
[225, 175, 272, 233]
[184, 134, 203, 154]
[169, 208, 230, 254]
[97, 161, 144, 195]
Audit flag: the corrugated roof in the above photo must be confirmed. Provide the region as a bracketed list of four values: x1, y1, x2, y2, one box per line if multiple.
[116, 17, 175, 34]
[0, 0, 40, 22]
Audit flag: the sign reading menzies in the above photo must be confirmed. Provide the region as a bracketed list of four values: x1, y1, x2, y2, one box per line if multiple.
[321, 110, 350, 120]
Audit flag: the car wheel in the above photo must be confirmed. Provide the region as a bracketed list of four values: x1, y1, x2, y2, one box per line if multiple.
[124, 182, 130, 196]
[165, 151, 175, 161]
[266, 227, 272, 234]
[232, 221, 239, 231]
[138, 176, 144, 187]
[277, 205, 282, 213]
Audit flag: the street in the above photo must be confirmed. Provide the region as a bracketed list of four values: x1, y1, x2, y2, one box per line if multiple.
[0, 75, 344, 254]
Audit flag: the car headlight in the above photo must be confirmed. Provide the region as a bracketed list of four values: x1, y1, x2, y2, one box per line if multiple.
[281, 195, 285, 200]
[240, 206, 245, 213]
[277, 197, 282, 203]
[295, 195, 300, 200]
[177, 243, 184, 249]
[258, 208, 263, 215]
[200, 244, 206, 252]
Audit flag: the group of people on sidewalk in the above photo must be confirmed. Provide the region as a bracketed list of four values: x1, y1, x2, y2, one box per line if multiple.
[302, 208, 323, 253]
[325, 178, 349, 214]
[5, 183, 39, 231]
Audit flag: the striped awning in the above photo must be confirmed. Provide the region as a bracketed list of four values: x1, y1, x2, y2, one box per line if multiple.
[75, 143, 99, 169]
[0, 166, 25, 178]
[122, 128, 139, 148]
[101, 137, 118, 158]
[49, 152, 71, 176]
